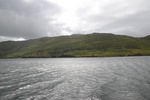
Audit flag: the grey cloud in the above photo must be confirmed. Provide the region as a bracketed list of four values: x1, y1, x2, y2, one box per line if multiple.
[98, 9, 150, 37]
[0, 0, 59, 15]
[76, 0, 150, 37]
[0, 0, 150, 42]
[0, 0, 63, 39]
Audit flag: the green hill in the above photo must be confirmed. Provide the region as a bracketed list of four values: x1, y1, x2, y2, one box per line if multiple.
[0, 33, 150, 58]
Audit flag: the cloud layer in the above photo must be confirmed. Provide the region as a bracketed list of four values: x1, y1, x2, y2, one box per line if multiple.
[0, 0, 150, 41]
[0, 0, 62, 40]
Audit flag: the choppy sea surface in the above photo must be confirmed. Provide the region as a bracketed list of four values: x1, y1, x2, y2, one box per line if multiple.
[0, 56, 150, 100]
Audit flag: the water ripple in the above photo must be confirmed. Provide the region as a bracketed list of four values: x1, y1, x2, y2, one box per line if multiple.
[0, 57, 150, 100]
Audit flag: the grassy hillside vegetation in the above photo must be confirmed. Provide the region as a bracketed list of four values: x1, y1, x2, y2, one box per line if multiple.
[0, 33, 150, 58]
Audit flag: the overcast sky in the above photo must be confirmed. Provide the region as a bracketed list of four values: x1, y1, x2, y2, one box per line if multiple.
[0, 0, 150, 41]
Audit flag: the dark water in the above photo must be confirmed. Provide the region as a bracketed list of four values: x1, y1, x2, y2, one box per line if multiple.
[0, 57, 150, 100]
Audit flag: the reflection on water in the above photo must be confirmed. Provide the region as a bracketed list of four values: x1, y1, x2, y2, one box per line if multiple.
[0, 57, 150, 100]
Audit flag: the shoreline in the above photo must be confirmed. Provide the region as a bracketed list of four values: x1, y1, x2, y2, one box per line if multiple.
[1, 55, 150, 59]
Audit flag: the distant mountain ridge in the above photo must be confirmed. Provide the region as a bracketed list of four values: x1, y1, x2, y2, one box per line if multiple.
[0, 33, 150, 58]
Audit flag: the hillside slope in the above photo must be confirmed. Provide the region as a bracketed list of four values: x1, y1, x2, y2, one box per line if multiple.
[0, 33, 150, 58]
